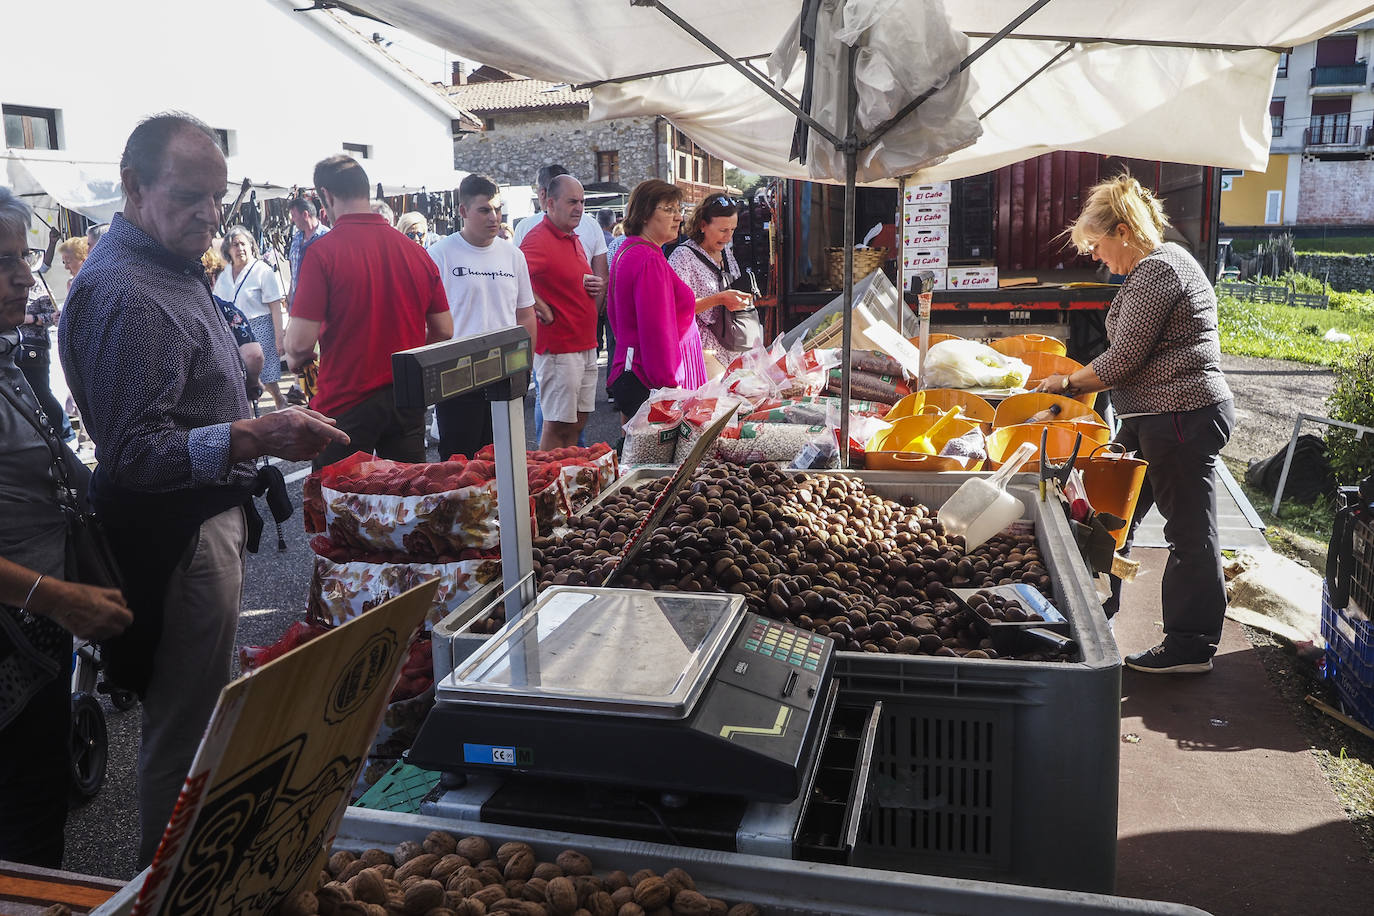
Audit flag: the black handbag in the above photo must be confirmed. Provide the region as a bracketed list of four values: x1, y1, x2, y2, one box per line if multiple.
[0, 382, 124, 592]
[685, 245, 763, 351]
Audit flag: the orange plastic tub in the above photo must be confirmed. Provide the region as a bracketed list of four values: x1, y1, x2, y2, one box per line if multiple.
[986, 423, 1109, 471]
[1019, 353, 1098, 408]
[990, 333, 1067, 359]
[1081, 443, 1149, 550]
[886, 389, 995, 431]
[864, 451, 985, 472]
[869, 411, 981, 455]
[993, 391, 1106, 429]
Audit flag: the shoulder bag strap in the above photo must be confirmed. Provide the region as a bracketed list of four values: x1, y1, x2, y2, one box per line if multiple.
[0, 382, 80, 513]
[684, 244, 730, 292]
[230, 259, 260, 307]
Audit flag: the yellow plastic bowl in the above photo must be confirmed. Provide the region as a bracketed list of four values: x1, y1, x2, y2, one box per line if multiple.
[986, 423, 1108, 471]
[869, 411, 980, 455]
[990, 333, 1067, 359]
[864, 451, 985, 472]
[993, 391, 1106, 429]
[886, 389, 995, 431]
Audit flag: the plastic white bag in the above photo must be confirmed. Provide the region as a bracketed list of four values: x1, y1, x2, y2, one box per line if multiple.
[922, 339, 1030, 390]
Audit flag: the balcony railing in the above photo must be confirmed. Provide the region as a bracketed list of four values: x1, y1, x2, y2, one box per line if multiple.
[1311, 64, 1368, 86]
[1304, 120, 1362, 146]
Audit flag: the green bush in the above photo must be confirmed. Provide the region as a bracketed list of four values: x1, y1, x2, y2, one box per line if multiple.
[1325, 345, 1374, 484]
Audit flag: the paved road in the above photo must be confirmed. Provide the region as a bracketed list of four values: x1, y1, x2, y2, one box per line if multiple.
[62, 366, 623, 881]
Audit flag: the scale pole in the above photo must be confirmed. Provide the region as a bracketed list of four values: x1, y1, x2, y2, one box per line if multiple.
[491, 391, 535, 624]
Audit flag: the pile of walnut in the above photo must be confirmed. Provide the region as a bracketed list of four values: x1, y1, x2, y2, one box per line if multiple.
[532, 463, 1057, 660]
[278, 830, 761, 916]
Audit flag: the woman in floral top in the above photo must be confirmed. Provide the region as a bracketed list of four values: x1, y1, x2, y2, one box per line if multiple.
[667, 194, 756, 368]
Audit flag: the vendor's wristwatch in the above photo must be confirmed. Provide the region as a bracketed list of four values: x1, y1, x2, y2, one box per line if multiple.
[1060, 375, 1072, 392]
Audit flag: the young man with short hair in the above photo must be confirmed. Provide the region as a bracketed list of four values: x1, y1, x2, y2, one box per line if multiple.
[427, 174, 541, 459]
[286, 155, 453, 469]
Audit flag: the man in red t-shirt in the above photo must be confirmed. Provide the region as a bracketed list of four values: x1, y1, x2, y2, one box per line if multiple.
[286, 155, 453, 468]
[519, 174, 605, 449]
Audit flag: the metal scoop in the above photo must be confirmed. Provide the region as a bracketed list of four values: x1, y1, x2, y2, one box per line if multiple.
[938, 441, 1037, 549]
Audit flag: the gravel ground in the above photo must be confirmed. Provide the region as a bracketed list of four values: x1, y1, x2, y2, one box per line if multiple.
[57, 355, 1373, 882]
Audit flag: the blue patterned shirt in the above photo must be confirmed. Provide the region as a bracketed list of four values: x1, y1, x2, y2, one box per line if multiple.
[58, 214, 254, 493]
[288, 223, 329, 305]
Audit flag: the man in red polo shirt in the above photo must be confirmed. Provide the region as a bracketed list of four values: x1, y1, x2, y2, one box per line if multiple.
[520, 174, 605, 449]
[286, 155, 453, 468]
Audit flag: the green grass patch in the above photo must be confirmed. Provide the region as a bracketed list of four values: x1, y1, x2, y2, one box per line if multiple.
[1295, 237, 1374, 255]
[1222, 456, 1334, 552]
[1217, 293, 1374, 364]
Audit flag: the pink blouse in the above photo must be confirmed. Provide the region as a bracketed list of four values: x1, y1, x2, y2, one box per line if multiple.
[608, 238, 707, 391]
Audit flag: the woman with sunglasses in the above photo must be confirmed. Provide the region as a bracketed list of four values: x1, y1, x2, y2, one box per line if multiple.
[606, 179, 707, 419]
[668, 194, 757, 367]
[1036, 174, 1233, 676]
[0, 187, 132, 865]
[398, 211, 439, 249]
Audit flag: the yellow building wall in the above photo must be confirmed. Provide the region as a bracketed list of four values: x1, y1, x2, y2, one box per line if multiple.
[1220, 155, 1288, 226]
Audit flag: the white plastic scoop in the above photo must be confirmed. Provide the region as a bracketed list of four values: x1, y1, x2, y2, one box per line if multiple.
[938, 441, 1038, 549]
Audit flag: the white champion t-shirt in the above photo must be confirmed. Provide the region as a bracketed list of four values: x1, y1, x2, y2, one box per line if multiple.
[428, 233, 536, 339]
[211, 259, 283, 321]
[512, 211, 609, 262]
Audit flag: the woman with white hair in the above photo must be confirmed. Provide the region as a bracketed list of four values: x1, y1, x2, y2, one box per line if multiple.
[214, 226, 286, 408]
[0, 186, 131, 864]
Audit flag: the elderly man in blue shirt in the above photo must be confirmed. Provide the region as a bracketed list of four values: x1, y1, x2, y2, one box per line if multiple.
[59, 111, 348, 866]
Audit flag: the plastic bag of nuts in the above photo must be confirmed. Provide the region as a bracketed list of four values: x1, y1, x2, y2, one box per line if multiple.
[277, 829, 765, 916]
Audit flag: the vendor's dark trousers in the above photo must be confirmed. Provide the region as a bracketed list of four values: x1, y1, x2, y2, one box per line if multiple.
[0, 654, 73, 867]
[436, 390, 494, 461]
[1106, 400, 1235, 661]
[312, 385, 426, 470]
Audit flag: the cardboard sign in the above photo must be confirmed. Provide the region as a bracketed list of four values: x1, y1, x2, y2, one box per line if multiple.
[131, 580, 439, 916]
[947, 266, 1000, 289]
[901, 204, 950, 227]
[902, 182, 952, 205]
[901, 247, 949, 269]
[902, 225, 949, 249]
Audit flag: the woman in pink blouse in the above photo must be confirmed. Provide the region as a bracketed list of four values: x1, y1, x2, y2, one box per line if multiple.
[606, 179, 706, 419]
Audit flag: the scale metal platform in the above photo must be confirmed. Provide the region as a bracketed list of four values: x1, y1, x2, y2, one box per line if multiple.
[394, 331, 878, 863]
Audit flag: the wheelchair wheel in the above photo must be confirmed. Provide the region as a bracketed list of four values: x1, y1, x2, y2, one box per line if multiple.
[70, 692, 108, 803]
[109, 688, 138, 712]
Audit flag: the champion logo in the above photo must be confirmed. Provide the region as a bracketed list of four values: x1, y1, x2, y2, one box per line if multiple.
[452, 266, 516, 279]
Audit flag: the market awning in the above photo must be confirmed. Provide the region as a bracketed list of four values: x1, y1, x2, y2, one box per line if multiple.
[337, 0, 1374, 184]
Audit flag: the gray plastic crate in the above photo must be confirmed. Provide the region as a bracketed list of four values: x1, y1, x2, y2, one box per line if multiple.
[585, 469, 1120, 893]
[91, 807, 1207, 915]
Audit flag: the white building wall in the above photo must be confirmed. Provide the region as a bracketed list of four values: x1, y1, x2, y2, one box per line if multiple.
[0, 0, 460, 190]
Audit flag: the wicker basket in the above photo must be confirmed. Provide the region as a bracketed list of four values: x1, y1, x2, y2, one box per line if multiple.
[825, 246, 886, 289]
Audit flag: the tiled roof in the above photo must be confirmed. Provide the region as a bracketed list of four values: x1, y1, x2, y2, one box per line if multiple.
[444, 79, 591, 113]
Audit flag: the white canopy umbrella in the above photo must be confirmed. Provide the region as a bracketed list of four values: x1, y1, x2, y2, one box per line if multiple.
[335, 0, 1374, 458]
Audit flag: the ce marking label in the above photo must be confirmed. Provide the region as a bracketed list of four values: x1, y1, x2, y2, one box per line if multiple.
[463, 743, 533, 766]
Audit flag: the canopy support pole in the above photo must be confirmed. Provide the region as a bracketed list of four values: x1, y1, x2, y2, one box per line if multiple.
[838, 43, 858, 468]
[631, 0, 845, 150]
[979, 42, 1075, 121]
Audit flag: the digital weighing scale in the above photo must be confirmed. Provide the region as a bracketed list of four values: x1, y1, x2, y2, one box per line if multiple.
[393, 330, 879, 863]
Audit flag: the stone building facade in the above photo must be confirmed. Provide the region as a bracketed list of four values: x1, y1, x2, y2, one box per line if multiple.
[453, 108, 661, 189]
[446, 73, 726, 207]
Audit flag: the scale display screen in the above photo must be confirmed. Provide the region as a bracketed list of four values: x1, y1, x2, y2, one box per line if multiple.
[445, 587, 743, 719]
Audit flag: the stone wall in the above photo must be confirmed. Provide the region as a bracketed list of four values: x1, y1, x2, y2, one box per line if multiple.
[1298, 157, 1374, 225]
[452, 109, 661, 188]
[1295, 252, 1374, 292]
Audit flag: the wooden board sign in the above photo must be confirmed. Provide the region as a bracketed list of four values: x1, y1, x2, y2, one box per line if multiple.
[130, 580, 439, 916]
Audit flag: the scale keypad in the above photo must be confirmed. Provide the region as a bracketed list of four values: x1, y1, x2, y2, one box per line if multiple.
[742, 617, 825, 672]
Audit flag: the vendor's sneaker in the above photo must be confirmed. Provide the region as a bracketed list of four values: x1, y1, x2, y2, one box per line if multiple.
[1126, 643, 1213, 674]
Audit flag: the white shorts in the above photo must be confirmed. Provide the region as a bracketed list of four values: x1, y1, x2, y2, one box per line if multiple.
[534, 349, 599, 423]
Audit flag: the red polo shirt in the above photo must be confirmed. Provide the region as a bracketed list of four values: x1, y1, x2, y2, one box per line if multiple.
[519, 218, 596, 354]
[292, 213, 449, 416]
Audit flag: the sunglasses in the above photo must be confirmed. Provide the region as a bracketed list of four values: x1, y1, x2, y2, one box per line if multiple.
[702, 194, 743, 212]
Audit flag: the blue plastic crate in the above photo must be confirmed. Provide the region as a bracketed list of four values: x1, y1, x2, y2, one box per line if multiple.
[1326, 611, 1374, 689]
[1323, 578, 1374, 669]
[1327, 648, 1374, 730]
